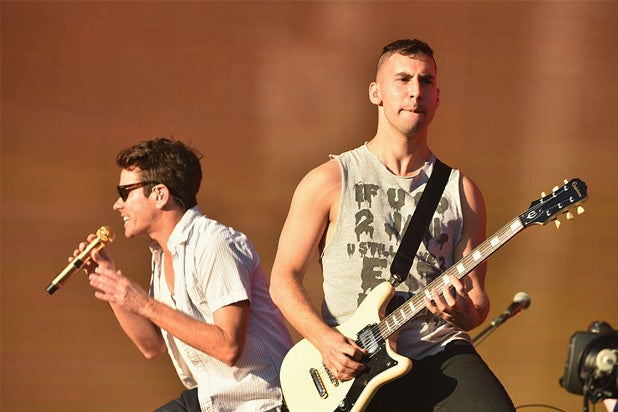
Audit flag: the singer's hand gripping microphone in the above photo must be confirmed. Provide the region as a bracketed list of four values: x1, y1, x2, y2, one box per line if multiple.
[46, 226, 115, 295]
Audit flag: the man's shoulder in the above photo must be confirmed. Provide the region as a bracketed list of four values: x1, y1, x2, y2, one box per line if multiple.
[191, 215, 245, 239]
[297, 157, 341, 193]
[188, 217, 257, 261]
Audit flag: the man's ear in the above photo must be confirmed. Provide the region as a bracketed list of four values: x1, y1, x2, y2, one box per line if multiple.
[369, 82, 381, 105]
[152, 184, 169, 207]
[436, 87, 441, 107]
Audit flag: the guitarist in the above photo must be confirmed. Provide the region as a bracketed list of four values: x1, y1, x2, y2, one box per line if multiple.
[270, 39, 515, 411]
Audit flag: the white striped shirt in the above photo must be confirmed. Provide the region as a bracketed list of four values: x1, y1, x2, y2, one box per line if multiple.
[150, 207, 293, 412]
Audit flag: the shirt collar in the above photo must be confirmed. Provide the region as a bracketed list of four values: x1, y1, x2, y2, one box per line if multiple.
[148, 206, 202, 253]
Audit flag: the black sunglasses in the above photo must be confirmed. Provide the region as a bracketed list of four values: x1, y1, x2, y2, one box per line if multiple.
[116, 181, 156, 201]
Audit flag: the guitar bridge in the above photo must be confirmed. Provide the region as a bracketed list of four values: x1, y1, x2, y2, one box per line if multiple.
[324, 363, 339, 386]
[309, 367, 328, 399]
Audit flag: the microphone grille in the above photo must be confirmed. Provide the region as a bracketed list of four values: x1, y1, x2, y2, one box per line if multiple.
[513, 291, 531, 308]
[97, 226, 116, 243]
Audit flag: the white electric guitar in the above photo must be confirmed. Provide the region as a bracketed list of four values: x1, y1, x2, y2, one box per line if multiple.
[280, 178, 588, 412]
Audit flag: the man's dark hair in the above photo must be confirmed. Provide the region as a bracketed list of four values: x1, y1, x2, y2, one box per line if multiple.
[377, 38, 436, 73]
[116, 137, 202, 209]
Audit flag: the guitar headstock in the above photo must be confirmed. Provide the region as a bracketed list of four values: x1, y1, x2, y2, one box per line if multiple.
[520, 178, 588, 228]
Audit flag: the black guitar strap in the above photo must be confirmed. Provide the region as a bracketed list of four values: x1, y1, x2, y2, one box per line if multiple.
[389, 158, 452, 286]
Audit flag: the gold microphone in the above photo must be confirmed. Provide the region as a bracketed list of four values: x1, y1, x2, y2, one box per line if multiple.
[46, 226, 115, 295]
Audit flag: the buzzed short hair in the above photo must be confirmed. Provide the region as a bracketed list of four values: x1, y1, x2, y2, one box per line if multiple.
[376, 39, 436, 74]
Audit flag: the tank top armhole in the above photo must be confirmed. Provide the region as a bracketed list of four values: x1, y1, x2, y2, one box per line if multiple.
[321, 154, 346, 259]
[451, 169, 464, 248]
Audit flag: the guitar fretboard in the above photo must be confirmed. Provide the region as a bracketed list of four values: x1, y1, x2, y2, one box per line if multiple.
[355, 177, 587, 352]
[375, 216, 525, 342]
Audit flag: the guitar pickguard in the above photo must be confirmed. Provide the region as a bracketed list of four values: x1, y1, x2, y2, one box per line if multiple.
[335, 341, 399, 411]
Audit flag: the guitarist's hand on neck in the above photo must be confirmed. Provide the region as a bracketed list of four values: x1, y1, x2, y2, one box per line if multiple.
[425, 275, 483, 331]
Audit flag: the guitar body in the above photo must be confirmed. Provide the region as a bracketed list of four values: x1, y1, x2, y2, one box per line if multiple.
[280, 282, 413, 412]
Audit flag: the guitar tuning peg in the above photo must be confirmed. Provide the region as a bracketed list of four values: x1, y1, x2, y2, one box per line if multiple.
[566, 211, 574, 220]
[577, 206, 585, 215]
[541, 191, 547, 197]
[552, 186, 559, 192]
[563, 179, 569, 184]
[554, 219, 561, 229]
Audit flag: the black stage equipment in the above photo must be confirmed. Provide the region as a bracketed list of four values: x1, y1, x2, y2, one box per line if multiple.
[560, 320, 618, 411]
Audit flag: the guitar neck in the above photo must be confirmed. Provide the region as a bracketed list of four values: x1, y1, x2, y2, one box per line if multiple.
[378, 215, 526, 340]
[359, 178, 587, 353]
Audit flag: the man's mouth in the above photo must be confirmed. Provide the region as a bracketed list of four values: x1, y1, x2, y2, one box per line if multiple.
[402, 107, 424, 114]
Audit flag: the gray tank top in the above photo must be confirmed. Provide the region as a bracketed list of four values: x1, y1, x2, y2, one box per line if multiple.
[321, 143, 471, 359]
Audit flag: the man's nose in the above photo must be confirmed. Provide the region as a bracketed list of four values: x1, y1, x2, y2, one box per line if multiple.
[408, 78, 422, 99]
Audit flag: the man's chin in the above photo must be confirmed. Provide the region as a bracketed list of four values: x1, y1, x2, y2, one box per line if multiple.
[404, 124, 423, 137]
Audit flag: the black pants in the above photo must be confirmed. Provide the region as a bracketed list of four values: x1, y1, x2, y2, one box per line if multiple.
[154, 388, 200, 412]
[366, 340, 516, 412]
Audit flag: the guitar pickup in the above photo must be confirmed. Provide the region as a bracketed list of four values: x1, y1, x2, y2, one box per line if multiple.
[309, 368, 328, 399]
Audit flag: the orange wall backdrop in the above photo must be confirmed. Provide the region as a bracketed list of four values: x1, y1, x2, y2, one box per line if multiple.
[2, 2, 617, 411]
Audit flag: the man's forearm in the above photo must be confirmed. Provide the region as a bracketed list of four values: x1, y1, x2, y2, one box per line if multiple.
[137, 297, 249, 366]
[271, 279, 331, 343]
[110, 303, 167, 358]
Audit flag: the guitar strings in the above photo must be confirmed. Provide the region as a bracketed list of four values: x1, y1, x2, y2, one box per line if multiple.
[366, 216, 525, 350]
[362, 183, 581, 355]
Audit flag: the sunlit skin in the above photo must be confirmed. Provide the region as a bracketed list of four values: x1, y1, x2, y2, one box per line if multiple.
[369, 53, 440, 143]
[113, 168, 162, 239]
[71, 167, 251, 366]
[270, 52, 489, 382]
